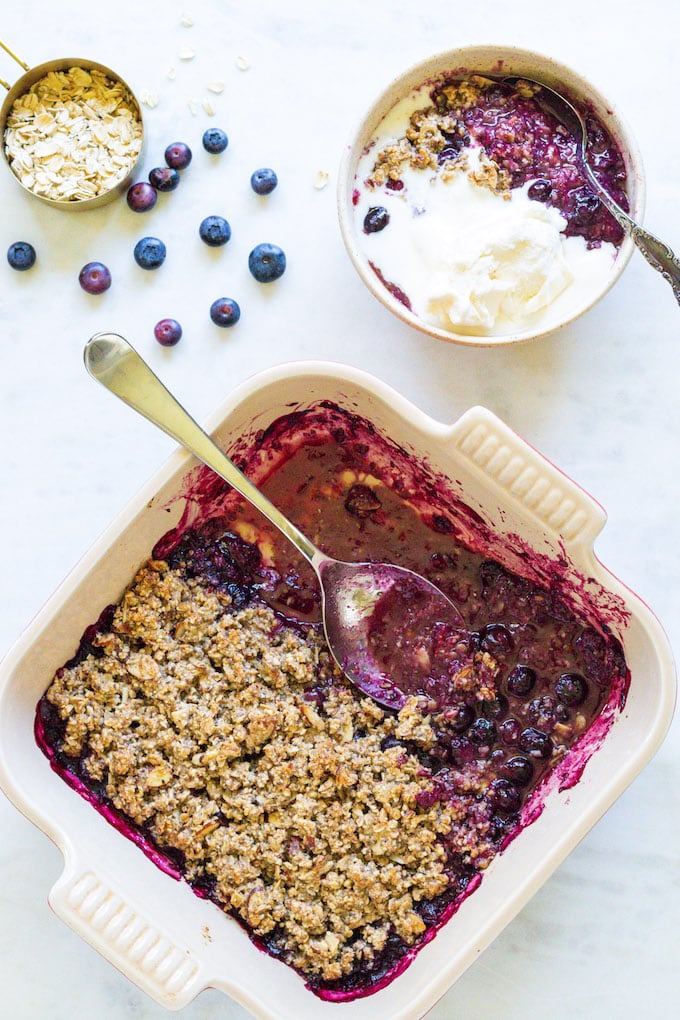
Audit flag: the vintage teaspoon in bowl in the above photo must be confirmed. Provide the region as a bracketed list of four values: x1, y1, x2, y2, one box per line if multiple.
[84, 333, 465, 711]
[502, 75, 680, 303]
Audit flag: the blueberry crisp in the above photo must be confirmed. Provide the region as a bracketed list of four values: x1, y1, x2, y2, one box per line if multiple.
[37, 404, 628, 999]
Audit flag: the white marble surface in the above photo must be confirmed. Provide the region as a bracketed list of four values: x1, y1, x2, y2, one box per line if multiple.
[1, 1, 679, 1017]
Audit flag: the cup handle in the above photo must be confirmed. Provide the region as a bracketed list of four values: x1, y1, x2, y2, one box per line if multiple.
[0, 39, 30, 90]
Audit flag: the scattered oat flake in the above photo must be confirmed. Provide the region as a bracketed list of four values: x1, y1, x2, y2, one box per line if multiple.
[180, 12, 194, 27]
[140, 90, 159, 109]
[168, 66, 177, 80]
[188, 99, 198, 116]
[236, 55, 251, 71]
[179, 47, 196, 61]
[207, 81, 224, 94]
[314, 170, 330, 190]
[202, 98, 215, 116]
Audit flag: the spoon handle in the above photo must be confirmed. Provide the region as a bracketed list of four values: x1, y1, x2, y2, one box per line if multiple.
[84, 332, 320, 565]
[629, 226, 680, 303]
[580, 164, 680, 304]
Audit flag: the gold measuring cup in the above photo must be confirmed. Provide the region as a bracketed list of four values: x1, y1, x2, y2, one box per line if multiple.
[0, 40, 144, 210]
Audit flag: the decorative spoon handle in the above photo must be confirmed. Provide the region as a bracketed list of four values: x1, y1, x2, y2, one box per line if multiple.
[502, 75, 680, 307]
[580, 163, 680, 304]
[629, 226, 680, 303]
[83, 332, 320, 565]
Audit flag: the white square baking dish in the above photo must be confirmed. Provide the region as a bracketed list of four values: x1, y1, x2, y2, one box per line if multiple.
[0, 360, 675, 1019]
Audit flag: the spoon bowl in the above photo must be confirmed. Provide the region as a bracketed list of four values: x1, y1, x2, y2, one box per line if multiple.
[84, 333, 465, 709]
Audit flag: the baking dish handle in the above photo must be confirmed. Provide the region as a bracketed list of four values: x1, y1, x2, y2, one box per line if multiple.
[448, 406, 607, 549]
[49, 857, 207, 1010]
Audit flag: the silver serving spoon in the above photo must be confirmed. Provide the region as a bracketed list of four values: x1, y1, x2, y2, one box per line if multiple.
[84, 333, 465, 711]
[501, 75, 680, 304]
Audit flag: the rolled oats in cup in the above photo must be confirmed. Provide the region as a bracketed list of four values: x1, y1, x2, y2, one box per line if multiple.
[3, 63, 143, 206]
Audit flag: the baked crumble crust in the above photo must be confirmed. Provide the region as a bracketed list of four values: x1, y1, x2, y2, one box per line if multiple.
[46, 557, 499, 982]
[366, 76, 511, 194]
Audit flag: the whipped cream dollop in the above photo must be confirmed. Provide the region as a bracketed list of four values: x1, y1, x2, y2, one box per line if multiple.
[354, 100, 618, 337]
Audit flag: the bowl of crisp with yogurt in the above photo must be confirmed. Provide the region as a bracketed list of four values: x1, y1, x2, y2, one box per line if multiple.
[338, 45, 644, 346]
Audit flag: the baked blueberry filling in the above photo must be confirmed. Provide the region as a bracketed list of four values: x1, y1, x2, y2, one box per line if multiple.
[36, 404, 628, 998]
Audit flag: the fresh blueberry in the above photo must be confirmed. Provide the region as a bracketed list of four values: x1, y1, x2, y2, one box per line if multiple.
[500, 755, 534, 787]
[248, 242, 286, 283]
[555, 672, 588, 705]
[126, 182, 157, 212]
[154, 318, 182, 347]
[488, 778, 522, 814]
[134, 237, 166, 270]
[519, 726, 554, 760]
[7, 241, 36, 271]
[363, 206, 390, 233]
[78, 261, 111, 294]
[250, 168, 278, 195]
[199, 215, 231, 247]
[202, 128, 229, 154]
[149, 167, 180, 192]
[210, 297, 240, 327]
[164, 142, 192, 170]
[505, 664, 537, 697]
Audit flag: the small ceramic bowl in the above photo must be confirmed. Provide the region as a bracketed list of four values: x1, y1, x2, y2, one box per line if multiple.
[337, 45, 645, 346]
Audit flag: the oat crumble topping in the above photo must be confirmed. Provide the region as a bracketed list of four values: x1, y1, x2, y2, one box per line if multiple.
[366, 75, 510, 194]
[45, 558, 498, 982]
